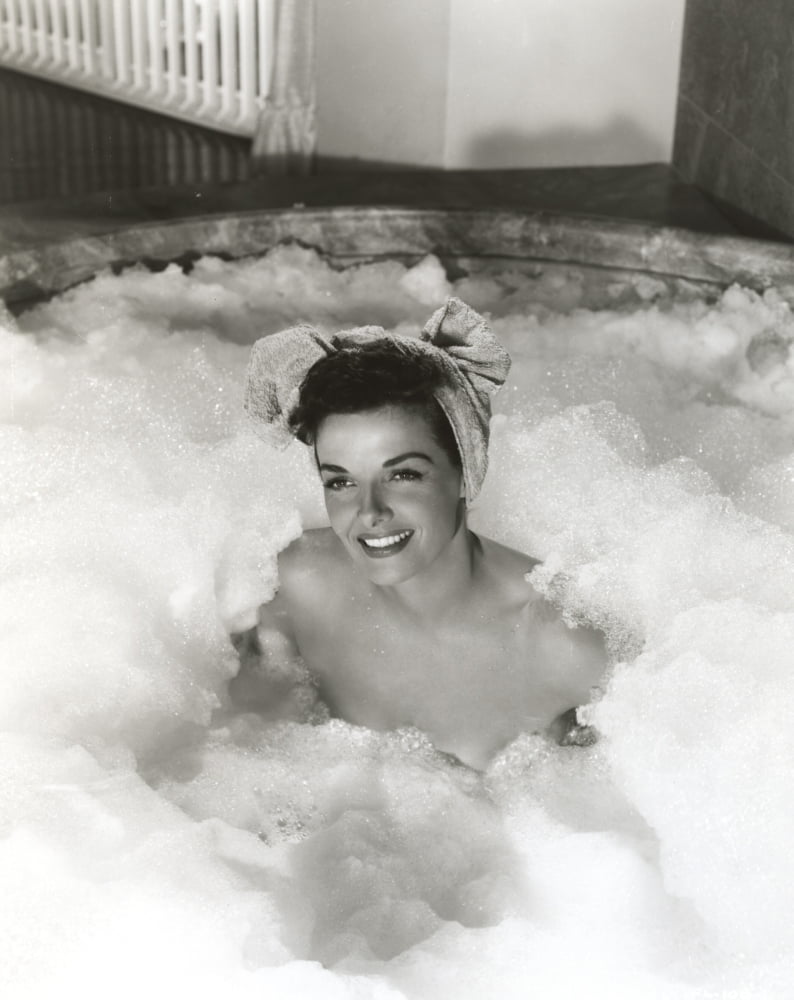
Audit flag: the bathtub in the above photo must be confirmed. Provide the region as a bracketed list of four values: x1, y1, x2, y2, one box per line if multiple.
[2, 206, 794, 999]
[4, 205, 794, 309]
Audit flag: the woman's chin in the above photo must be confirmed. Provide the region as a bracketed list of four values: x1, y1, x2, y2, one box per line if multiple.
[359, 558, 418, 588]
[347, 546, 420, 587]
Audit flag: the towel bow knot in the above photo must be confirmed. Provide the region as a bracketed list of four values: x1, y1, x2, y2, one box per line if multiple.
[244, 297, 510, 503]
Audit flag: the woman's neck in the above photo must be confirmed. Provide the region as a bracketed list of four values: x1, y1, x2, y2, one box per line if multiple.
[376, 525, 481, 624]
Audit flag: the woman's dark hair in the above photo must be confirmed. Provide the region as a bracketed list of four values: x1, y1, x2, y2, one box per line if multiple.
[289, 340, 461, 469]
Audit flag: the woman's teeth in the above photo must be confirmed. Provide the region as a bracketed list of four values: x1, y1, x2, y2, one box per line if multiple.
[361, 530, 412, 549]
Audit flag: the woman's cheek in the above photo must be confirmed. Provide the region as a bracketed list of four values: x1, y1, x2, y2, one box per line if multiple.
[325, 492, 356, 529]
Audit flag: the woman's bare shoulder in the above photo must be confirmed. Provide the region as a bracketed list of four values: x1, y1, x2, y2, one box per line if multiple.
[277, 528, 351, 600]
[248, 529, 348, 640]
[477, 534, 606, 656]
[480, 535, 541, 574]
[476, 534, 541, 604]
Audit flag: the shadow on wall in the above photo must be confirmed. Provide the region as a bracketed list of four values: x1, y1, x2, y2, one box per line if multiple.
[463, 116, 667, 170]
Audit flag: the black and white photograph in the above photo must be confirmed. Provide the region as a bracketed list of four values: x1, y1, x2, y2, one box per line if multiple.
[1, 2, 791, 997]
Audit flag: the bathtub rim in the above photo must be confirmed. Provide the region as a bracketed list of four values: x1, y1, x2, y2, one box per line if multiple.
[3, 205, 794, 308]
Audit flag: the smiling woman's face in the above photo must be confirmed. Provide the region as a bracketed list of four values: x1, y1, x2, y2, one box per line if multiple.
[315, 404, 464, 587]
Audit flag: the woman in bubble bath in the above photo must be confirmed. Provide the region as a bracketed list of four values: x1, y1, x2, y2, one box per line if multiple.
[231, 298, 606, 771]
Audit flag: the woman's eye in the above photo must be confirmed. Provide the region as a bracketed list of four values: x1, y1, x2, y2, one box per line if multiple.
[323, 477, 354, 491]
[390, 469, 423, 482]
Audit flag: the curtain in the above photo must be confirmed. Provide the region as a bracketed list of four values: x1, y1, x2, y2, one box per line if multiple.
[251, 0, 317, 175]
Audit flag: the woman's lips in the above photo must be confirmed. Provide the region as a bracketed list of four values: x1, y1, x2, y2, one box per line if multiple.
[357, 529, 414, 559]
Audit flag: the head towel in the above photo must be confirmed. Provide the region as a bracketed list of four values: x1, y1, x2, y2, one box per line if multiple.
[244, 297, 511, 504]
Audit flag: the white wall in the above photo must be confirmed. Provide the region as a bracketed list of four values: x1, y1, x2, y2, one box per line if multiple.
[316, 0, 450, 166]
[444, 0, 687, 168]
[316, 0, 686, 169]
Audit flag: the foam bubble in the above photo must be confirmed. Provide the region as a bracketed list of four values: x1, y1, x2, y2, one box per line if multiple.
[3, 249, 794, 997]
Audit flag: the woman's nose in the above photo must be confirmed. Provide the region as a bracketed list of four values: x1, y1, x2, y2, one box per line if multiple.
[359, 482, 392, 525]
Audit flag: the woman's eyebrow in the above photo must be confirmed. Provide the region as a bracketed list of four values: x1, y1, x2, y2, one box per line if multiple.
[319, 462, 348, 473]
[383, 452, 434, 467]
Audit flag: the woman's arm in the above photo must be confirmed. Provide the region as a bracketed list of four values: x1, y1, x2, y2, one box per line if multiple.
[228, 590, 320, 721]
[546, 619, 608, 747]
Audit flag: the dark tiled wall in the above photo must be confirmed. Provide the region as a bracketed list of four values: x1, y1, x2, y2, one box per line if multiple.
[0, 68, 253, 204]
[673, 0, 794, 240]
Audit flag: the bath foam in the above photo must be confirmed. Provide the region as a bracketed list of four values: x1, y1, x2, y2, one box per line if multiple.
[736, 450, 794, 531]
[597, 601, 794, 957]
[2, 247, 794, 997]
[0, 733, 294, 997]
